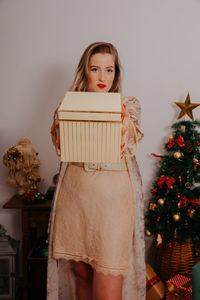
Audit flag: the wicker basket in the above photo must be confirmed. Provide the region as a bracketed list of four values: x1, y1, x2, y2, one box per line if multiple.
[155, 239, 200, 281]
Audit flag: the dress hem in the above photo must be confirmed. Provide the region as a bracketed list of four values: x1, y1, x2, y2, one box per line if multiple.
[53, 251, 129, 276]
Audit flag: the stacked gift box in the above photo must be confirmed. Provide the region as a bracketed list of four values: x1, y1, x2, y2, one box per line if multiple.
[146, 262, 200, 300]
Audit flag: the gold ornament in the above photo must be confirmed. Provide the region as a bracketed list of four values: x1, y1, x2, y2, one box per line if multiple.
[174, 151, 182, 159]
[158, 198, 165, 206]
[145, 229, 152, 237]
[175, 93, 200, 120]
[173, 214, 181, 222]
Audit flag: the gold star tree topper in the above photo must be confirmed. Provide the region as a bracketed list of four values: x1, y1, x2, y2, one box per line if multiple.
[175, 93, 200, 120]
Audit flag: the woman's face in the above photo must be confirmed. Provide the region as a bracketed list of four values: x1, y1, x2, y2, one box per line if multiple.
[87, 53, 115, 93]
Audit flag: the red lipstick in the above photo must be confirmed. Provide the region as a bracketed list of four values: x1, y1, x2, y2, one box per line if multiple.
[97, 84, 106, 89]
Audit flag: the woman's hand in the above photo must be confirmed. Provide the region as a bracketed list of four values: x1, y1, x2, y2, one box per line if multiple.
[121, 104, 130, 159]
[51, 119, 60, 150]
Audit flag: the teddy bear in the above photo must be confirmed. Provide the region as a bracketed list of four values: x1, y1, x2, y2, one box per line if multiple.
[3, 138, 44, 195]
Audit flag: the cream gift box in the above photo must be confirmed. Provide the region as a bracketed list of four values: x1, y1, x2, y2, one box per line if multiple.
[57, 91, 122, 163]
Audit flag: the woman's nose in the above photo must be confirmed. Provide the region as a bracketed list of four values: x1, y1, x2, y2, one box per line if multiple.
[98, 70, 105, 81]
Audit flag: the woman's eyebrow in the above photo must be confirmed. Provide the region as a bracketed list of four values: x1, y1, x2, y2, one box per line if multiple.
[89, 65, 99, 68]
[89, 65, 114, 68]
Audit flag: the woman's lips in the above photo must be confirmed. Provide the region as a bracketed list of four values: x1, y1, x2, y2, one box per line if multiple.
[97, 84, 106, 89]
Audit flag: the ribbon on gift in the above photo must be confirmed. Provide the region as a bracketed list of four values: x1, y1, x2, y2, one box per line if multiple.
[168, 279, 192, 300]
[168, 135, 185, 148]
[158, 175, 175, 189]
[146, 275, 161, 292]
[182, 196, 199, 208]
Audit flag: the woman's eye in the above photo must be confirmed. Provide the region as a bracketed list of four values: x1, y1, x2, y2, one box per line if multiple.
[91, 68, 98, 72]
[107, 69, 113, 73]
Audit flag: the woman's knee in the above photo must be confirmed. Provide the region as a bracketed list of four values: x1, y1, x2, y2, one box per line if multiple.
[93, 271, 123, 300]
[73, 261, 93, 287]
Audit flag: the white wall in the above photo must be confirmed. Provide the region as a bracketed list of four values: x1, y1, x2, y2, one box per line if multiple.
[1, 0, 200, 260]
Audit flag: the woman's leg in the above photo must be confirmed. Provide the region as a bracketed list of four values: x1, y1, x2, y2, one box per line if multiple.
[93, 270, 124, 300]
[73, 261, 93, 300]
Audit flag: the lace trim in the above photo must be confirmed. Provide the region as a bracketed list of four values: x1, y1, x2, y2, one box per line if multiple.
[53, 251, 129, 276]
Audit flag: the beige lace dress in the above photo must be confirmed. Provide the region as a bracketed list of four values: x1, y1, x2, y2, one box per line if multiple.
[52, 162, 134, 275]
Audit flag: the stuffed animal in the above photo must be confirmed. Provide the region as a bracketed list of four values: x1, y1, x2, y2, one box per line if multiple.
[3, 138, 44, 195]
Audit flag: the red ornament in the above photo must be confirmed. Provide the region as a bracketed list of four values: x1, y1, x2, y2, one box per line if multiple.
[178, 201, 182, 208]
[178, 177, 182, 182]
[197, 142, 200, 146]
[156, 217, 160, 222]
[177, 194, 181, 198]
[168, 243, 172, 249]
[153, 188, 158, 193]
[156, 234, 163, 247]
[149, 203, 157, 210]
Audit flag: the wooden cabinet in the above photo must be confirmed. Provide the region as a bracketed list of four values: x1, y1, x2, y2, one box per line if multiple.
[3, 195, 52, 300]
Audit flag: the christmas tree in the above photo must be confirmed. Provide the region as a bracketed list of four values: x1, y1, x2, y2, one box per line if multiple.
[145, 95, 200, 244]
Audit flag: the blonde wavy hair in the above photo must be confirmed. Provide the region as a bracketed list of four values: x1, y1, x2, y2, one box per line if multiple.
[70, 42, 121, 93]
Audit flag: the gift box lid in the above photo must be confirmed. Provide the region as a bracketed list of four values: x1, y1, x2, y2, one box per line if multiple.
[166, 274, 192, 299]
[58, 91, 122, 122]
[167, 274, 192, 289]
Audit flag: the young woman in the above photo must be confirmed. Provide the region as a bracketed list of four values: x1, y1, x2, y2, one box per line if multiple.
[47, 42, 145, 300]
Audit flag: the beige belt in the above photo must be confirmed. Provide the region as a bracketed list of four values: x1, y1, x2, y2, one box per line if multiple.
[71, 162, 127, 171]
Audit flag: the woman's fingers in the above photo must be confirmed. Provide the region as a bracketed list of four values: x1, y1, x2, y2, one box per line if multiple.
[121, 104, 130, 158]
[56, 138, 60, 150]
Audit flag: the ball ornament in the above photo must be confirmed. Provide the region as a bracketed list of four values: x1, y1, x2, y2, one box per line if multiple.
[158, 198, 165, 206]
[145, 229, 152, 237]
[174, 151, 182, 159]
[173, 214, 180, 222]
